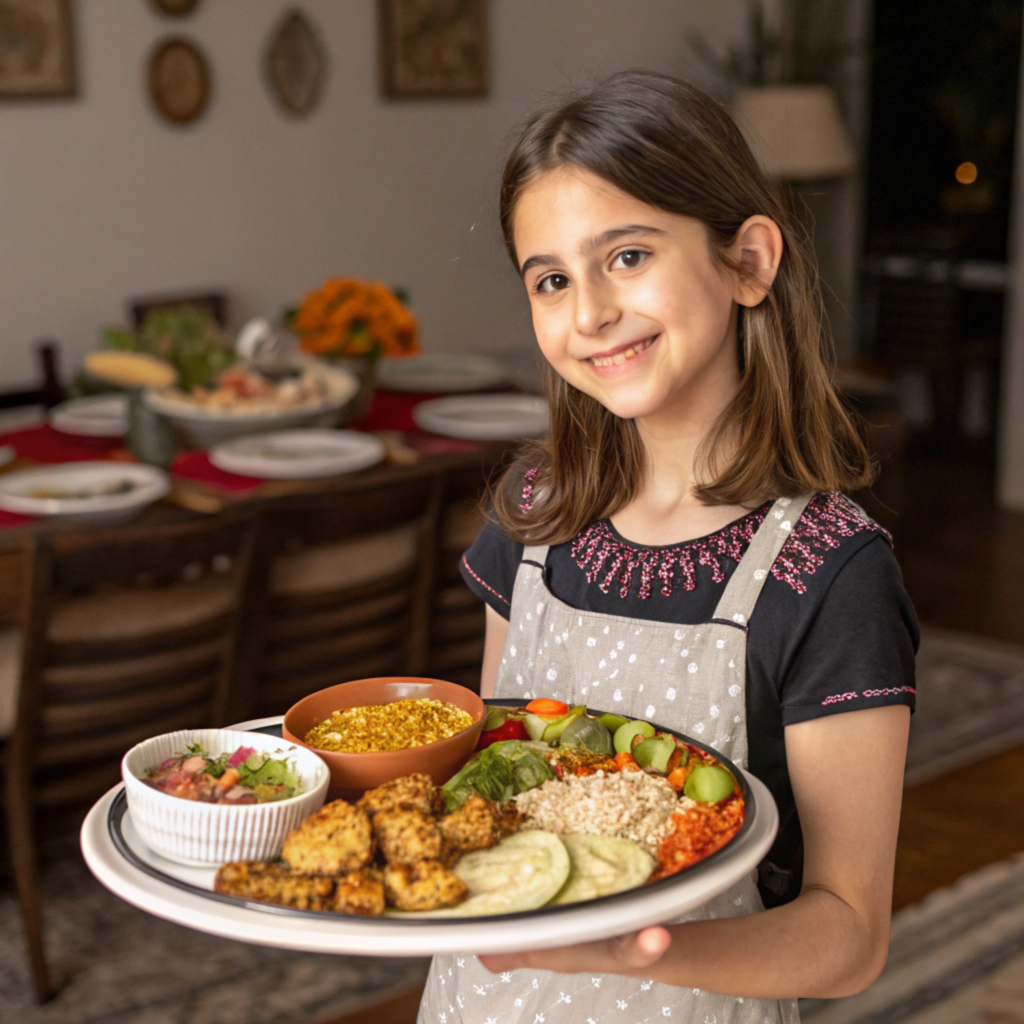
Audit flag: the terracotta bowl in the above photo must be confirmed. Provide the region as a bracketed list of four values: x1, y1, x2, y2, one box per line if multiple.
[282, 677, 486, 800]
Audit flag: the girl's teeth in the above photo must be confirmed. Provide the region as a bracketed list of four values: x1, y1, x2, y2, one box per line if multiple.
[590, 337, 653, 367]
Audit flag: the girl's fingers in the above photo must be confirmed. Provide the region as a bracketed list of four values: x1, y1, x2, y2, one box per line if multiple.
[478, 926, 672, 975]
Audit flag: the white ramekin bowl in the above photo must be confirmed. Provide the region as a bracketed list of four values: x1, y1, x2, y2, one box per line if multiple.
[122, 728, 330, 866]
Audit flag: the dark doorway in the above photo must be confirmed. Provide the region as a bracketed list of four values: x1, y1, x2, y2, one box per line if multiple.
[862, 0, 1023, 458]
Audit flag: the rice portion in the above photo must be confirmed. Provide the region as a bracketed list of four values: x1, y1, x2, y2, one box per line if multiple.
[514, 769, 694, 857]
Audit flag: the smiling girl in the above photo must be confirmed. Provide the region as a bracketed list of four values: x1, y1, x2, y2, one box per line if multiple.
[419, 71, 917, 1024]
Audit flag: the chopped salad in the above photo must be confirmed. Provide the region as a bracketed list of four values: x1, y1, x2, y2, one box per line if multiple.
[143, 744, 303, 805]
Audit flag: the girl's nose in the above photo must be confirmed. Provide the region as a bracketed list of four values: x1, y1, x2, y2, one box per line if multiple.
[574, 277, 620, 336]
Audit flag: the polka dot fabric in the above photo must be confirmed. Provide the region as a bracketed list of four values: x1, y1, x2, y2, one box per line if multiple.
[419, 496, 811, 1024]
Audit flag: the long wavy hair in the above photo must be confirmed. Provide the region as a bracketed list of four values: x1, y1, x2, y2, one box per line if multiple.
[491, 70, 874, 544]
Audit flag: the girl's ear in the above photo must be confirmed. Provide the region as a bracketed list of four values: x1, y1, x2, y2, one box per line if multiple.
[729, 215, 784, 308]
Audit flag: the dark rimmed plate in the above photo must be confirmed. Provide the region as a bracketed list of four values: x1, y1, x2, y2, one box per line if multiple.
[107, 702, 754, 925]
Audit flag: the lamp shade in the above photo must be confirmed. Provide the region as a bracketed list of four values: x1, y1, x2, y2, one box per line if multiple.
[732, 85, 855, 180]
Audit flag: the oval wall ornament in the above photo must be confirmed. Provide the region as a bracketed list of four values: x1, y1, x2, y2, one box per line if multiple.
[147, 37, 211, 125]
[265, 9, 327, 118]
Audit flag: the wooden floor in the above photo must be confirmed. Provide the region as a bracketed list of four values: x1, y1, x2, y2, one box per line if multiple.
[322, 451, 1024, 1024]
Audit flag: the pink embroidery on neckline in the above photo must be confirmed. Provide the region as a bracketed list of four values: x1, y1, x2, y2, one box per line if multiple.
[569, 493, 890, 598]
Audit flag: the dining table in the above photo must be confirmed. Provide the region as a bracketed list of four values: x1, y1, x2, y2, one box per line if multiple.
[0, 385, 515, 627]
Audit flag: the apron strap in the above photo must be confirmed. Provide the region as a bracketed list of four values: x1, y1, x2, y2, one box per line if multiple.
[711, 493, 815, 626]
[521, 544, 550, 567]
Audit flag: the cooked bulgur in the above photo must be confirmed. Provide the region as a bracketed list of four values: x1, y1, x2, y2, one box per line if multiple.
[304, 698, 474, 753]
[514, 769, 694, 857]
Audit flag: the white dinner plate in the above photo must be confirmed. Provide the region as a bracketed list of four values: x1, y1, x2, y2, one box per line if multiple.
[49, 394, 129, 438]
[378, 354, 508, 393]
[0, 462, 169, 520]
[413, 394, 549, 440]
[208, 430, 386, 479]
[80, 716, 778, 958]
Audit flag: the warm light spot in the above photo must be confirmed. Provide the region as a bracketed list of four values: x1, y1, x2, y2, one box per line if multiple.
[956, 162, 978, 184]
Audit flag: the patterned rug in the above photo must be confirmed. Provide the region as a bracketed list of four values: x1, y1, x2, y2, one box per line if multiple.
[801, 853, 1024, 1024]
[0, 840, 429, 1024]
[906, 628, 1024, 784]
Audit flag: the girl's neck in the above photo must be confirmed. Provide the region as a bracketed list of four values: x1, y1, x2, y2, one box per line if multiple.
[609, 318, 748, 547]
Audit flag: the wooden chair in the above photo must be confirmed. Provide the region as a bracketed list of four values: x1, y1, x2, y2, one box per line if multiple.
[426, 465, 489, 691]
[2, 513, 257, 1001]
[232, 472, 442, 721]
[0, 340, 65, 412]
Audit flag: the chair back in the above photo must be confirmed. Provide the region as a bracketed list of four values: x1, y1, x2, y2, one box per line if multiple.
[234, 472, 442, 720]
[9, 513, 256, 805]
[0, 341, 65, 412]
[427, 464, 488, 690]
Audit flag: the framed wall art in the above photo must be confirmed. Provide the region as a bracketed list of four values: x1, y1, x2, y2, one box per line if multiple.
[379, 0, 487, 99]
[0, 0, 76, 99]
[147, 36, 211, 125]
[265, 8, 327, 118]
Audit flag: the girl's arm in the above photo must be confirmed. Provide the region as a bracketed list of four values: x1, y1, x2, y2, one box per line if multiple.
[479, 704, 910, 999]
[479, 604, 509, 699]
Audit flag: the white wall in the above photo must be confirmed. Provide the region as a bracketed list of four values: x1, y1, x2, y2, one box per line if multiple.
[0, 0, 750, 385]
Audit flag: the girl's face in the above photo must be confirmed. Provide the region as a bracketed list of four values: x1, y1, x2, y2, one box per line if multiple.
[513, 168, 750, 428]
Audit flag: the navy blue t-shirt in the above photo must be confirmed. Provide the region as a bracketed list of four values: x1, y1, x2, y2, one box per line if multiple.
[460, 492, 918, 906]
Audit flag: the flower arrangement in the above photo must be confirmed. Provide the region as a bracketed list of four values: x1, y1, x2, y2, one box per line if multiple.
[293, 278, 420, 360]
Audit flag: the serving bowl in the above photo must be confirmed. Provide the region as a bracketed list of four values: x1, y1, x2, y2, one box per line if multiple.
[282, 677, 486, 799]
[122, 728, 330, 866]
[144, 364, 359, 449]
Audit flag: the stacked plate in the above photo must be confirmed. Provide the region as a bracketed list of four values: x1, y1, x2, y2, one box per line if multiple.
[413, 394, 548, 440]
[0, 462, 169, 521]
[208, 430, 386, 479]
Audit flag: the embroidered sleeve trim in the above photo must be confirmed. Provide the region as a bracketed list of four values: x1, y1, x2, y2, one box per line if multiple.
[461, 555, 510, 606]
[821, 685, 916, 706]
[570, 492, 891, 599]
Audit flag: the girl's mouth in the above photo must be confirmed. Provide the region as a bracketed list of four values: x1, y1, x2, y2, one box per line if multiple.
[587, 334, 658, 369]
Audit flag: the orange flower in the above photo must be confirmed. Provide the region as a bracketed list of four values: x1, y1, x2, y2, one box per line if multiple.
[295, 277, 420, 359]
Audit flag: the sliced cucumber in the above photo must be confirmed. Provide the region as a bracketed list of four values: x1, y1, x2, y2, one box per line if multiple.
[550, 834, 655, 905]
[684, 765, 736, 803]
[522, 713, 550, 742]
[612, 719, 655, 754]
[541, 706, 586, 743]
[388, 831, 570, 918]
[632, 735, 675, 773]
[598, 712, 629, 733]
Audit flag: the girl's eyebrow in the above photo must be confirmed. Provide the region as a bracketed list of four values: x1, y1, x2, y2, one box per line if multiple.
[518, 224, 665, 278]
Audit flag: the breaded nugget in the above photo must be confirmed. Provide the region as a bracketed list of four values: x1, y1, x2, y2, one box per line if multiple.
[281, 799, 374, 876]
[383, 859, 468, 912]
[439, 795, 503, 863]
[358, 773, 439, 818]
[333, 869, 386, 916]
[214, 861, 334, 910]
[373, 806, 443, 865]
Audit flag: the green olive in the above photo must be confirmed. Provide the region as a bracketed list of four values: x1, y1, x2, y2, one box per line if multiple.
[683, 765, 735, 803]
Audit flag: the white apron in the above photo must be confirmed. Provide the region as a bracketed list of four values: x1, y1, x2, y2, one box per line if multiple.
[419, 496, 811, 1023]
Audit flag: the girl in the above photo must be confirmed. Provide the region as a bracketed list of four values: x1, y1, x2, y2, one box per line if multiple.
[420, 71, 916, 1024]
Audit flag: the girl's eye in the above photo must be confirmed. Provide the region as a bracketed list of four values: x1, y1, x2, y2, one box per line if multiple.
[535, 273, 570, 294]
[612, 249, 649, 270]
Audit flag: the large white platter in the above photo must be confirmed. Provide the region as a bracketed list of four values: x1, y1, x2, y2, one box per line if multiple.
[378, 354, 508, 394]
[208, 430, 386, 479]
[49, 394, 128, 438]
[80, 720, 778, 958]
[0, 461, 169, 520]
[413, 394, 549, 440]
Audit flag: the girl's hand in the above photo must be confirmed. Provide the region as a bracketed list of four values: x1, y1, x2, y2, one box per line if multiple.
[479, 926, 672, 976]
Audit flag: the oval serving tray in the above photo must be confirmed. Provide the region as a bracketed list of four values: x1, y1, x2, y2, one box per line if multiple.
[80, 704, 778, 957]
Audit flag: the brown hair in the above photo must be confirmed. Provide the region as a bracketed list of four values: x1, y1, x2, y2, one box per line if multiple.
[491, 70, 874, 544]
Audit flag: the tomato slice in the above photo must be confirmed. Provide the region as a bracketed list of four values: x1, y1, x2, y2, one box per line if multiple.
[525, 698, 569, 717]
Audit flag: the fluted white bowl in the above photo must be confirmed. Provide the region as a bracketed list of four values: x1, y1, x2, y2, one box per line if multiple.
[122, 729, 329, 866]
